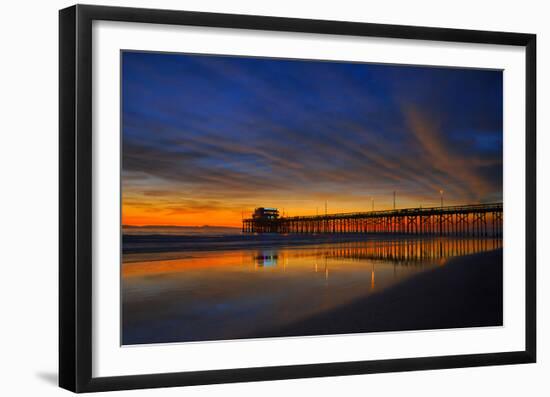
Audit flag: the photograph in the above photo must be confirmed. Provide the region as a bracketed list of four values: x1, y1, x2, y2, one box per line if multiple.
[121, 51, 504, 345]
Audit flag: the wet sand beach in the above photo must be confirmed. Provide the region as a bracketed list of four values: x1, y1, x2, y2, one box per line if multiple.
[122, 237, 502, 345]
[255, 249, 503, 339]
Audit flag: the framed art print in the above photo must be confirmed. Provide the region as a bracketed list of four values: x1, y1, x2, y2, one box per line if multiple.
[59, 4, 536, 393]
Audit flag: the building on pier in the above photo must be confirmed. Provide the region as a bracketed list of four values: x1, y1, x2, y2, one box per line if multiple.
[252, 207, 279, 220]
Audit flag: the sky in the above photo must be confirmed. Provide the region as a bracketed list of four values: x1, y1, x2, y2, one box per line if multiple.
[122, 51, 503, 227]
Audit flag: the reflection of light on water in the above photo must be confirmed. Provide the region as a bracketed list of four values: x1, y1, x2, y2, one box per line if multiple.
[241, 238, 499, 287]
[254, 251, 278, 268]
[123, 237, 503, 343]
[124, 238, 502, 280]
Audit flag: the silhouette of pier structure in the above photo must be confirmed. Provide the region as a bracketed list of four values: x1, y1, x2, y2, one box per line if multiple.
[242, 203, 503, 236]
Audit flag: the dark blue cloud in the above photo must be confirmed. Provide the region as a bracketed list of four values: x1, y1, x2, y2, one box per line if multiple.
[122, 51, 503, 207]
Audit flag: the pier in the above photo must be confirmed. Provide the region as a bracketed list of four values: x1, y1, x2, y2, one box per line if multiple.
[243, 203, 503, 236]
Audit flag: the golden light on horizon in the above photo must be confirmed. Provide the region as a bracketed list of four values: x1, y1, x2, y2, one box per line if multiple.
[122, 192, 478, 228]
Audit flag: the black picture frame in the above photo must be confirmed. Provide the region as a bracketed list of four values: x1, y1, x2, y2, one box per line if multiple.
[59, 4, 536, 393]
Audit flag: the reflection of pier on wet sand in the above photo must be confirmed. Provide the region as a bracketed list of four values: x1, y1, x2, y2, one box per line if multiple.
[253, 238, 502, 268]
[321, 238, 501, 264]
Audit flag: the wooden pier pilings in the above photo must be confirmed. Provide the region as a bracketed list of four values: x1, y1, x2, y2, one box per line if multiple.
[242, 203, 503, 237]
